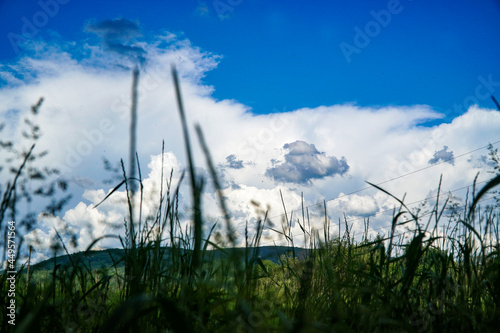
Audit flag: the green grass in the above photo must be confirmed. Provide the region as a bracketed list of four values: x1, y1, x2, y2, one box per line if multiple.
[1, 68, 500, 332]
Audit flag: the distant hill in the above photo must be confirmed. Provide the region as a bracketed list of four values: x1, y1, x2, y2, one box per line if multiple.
[26, 246, 310, 272]
[28, 248, 126, 272]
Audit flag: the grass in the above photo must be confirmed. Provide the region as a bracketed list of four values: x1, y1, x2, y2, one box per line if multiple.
[1, 67, 500, 332]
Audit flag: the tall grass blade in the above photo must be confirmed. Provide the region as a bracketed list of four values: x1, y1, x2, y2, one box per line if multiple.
[171, 65, 203, 276]
[93, 180, 126, 209]
[129, 67, 139, 195]
[491, 95, 500, 111]
[468, 173, 500, 221]
[195, 124, 237, 247]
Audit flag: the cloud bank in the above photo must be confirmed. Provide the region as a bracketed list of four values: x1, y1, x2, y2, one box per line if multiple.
[1, 29, 500, 263]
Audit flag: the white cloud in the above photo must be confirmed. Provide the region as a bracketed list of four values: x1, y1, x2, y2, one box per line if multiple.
[3, 33, 500, 262]
[334, 193, 380, 218]
[266, 140, 349, 185]
[428, 146, 455, 165]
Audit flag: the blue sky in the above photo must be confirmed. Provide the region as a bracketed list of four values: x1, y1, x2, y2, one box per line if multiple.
[1, 0, 500, 118]
[1, 0, 500, 261]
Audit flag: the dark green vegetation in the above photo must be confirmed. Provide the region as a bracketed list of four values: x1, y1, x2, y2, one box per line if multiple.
[1, 69, 500, 332]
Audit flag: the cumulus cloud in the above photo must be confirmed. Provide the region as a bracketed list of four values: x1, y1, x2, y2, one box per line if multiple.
[22, 151, 186, 261]
[428, 146, 455, 165]
[23, 213, 79, 263]
[266, 140, 349, 185]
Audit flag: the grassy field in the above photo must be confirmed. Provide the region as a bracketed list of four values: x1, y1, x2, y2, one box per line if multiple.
[1, 68, 500, 332]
